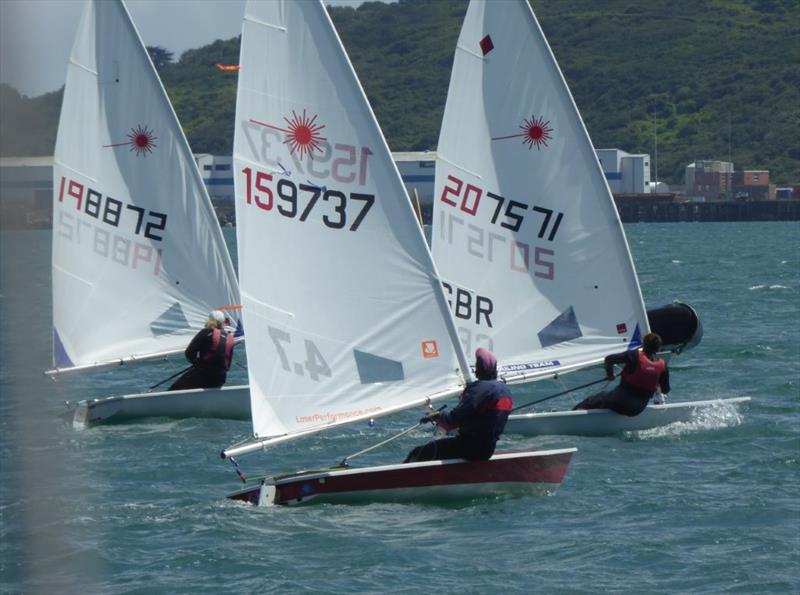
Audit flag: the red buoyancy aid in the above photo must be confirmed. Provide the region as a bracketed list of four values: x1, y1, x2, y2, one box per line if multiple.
[438, 383, 513, 433]
[621, 350, 665, 393]
[201, 328, 235, 370]
[478, 395, 513, 413]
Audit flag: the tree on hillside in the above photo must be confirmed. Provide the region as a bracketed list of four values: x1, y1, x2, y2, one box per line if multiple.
[0, 83, 62, 156]
[147, 46, 174, 71]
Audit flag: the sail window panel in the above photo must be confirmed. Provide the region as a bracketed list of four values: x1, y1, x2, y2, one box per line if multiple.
[353, 350, 405, 384]
[538, 306, 583, 348]
[149, 302, 191, 337]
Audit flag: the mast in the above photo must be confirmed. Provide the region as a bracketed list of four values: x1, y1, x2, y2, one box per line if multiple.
[653, 107, 658, 192]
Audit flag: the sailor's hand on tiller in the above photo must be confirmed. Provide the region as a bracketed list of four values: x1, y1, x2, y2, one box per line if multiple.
[419, 411, 441, 424]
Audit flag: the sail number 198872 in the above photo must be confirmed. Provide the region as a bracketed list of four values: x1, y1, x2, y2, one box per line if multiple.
[57, 176, 168, 240]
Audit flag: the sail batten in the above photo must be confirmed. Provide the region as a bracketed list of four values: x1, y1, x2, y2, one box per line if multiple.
[244, 14, 287, 32]
[436, 155, 484, 180]
[51, 0, 239, 374]
[432, 0, 649, 378]
[67, 58, 98, 76]
[53, 160, 99, 183]
[233, 0, 469, 449]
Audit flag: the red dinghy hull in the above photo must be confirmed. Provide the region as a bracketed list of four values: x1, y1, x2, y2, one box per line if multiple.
[227, 448, 576, 506]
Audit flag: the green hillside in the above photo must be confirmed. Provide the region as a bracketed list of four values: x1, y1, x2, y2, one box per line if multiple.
[2, 0, 798, 185]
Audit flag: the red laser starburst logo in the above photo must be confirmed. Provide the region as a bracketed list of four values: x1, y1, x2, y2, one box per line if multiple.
[492, 115, 553, 150]
[251, 109, 327, 160]
[104, 125, 158, 156]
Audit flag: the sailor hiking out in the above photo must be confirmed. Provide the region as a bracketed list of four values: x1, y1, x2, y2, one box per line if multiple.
[573, 332, 670, 416]
[169, 310, 235, 391]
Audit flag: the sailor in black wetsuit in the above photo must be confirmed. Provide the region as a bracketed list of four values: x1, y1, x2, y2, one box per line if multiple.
[573, 332, 670, 416]
[168, 310, 235, 391]
[404, 348, 513, 463]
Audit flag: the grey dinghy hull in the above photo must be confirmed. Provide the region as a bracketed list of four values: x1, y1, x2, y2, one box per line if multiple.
[69, 384, 251, 428]
[504, 397, 751, 437]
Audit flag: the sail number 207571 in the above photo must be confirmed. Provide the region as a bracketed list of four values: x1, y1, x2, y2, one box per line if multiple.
[440, 174, 563, 240]
[438, 174, 561, 280]
[241, 167, 374, 231]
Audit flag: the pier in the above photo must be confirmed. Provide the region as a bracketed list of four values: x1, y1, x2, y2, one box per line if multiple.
[614, 194, 800, 223]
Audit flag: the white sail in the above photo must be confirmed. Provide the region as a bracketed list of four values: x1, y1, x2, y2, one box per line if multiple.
[51, 0, 240, 373]
[228, 0, 470, 456]
[431, 0, 649, 383]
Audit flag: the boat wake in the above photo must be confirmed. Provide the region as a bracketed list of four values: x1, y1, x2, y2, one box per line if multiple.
[631, 399, 747, 440]
[748, 284, 790, 290]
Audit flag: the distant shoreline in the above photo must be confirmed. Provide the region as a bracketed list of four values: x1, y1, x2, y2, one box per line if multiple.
[2, 199, 799, 231]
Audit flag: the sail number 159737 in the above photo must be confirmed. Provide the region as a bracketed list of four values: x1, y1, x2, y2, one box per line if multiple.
[241, 167, 374, 232]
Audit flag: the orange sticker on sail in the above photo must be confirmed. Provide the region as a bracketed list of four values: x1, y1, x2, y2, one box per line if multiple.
[421, 340, 439, 359]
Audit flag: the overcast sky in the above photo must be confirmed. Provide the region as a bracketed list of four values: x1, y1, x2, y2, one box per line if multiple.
[0, 0, 378, 98]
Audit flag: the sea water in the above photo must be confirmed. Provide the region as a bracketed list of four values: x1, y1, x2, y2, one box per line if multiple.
[1, 222, 798, 594]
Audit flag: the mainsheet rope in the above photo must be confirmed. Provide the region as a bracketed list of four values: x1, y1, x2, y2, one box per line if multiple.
[338, 405, 448, 467]
[509, 375, 615, 413]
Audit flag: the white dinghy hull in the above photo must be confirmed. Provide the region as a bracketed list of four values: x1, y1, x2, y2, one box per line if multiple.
[70, 384, 250, 428]
[227, 448, 576, 506]
[505, 397, 751, 437]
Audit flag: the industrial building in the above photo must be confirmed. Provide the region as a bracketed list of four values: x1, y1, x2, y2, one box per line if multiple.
[685, 160, 772, 201]
[596, 148, 661, 194]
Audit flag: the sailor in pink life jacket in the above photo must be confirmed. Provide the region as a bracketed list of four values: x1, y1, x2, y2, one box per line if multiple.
[573, 332, 670, 416]
[168, 310, 236, 391]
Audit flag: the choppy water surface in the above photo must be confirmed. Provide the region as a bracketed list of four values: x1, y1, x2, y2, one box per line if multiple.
[1, 222, 798, 593]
